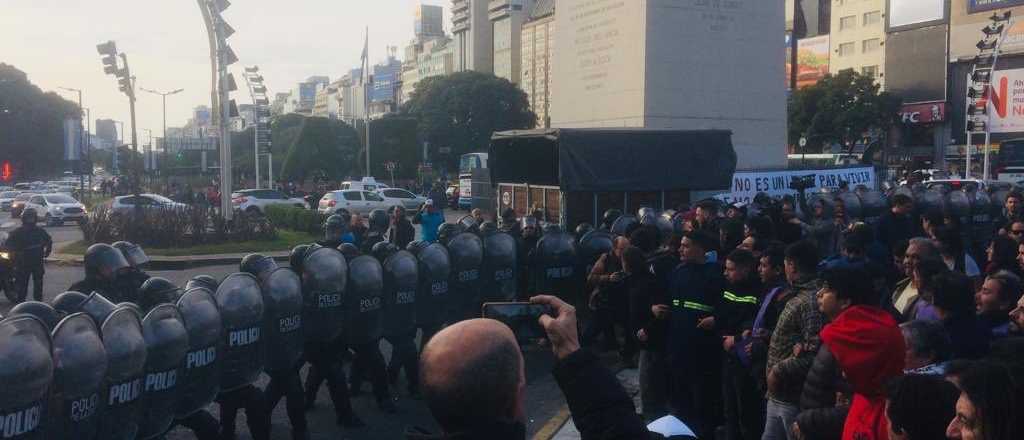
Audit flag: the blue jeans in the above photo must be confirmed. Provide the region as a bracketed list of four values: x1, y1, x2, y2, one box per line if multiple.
[762, 398, 799, 440]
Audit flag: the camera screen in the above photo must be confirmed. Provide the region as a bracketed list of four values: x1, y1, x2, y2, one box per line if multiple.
[481, 302, 548, 341]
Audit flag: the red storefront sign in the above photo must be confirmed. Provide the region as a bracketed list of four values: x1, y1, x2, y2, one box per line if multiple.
[899, 102, 947, 124]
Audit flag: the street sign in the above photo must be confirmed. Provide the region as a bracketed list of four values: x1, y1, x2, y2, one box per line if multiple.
[164, 137, 218, 151]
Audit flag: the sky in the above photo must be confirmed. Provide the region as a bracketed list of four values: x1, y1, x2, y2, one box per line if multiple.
[1, 0, 448, 143]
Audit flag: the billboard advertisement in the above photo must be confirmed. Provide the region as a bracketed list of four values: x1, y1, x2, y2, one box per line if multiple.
[796, 35, 830, 89]
[63, 118, 82, 161]
[889, 0, 946, 28]
[969, 0, 1024, 13]
[987, 68, 1024, 133]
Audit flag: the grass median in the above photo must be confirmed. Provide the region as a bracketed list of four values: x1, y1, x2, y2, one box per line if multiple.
[59, 229, 317, 257]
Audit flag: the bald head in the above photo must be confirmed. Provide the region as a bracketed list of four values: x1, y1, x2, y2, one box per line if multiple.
[420, 319, 525, 432]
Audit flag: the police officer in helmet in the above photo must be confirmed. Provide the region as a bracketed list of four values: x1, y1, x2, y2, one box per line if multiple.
[69, 243, 132, 302]
[112, 240, 152, 296]
[361, 209, 389, 254]
[319, 213, 355, 248]
[5, 208, 52, 302]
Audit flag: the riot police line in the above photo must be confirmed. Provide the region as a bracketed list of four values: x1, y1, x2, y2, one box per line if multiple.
[6, 186, 1000, 439]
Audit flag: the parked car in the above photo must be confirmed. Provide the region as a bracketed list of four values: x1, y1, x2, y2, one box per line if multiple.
[23, 193, 87, 225]
[10, 193, 35, 218]
[318, 190, 389, 216]
[0, 191, 19, 211]
[378, 188, 428, 211]
[0, 231, 14, 303]
[231, 189, 308, 215]
[109, 194, 189, 216]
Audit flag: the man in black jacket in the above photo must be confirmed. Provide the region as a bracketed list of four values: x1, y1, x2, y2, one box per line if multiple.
[6, 209, 52, 302]
[387, 206, 416, 250]
[408, 295, 655, 440]
[874, 194, 915, 253]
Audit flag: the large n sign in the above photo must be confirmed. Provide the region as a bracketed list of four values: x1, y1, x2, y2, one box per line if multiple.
[986, 69, 1024, 133]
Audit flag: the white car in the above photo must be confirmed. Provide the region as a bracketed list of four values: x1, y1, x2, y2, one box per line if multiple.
[377, 188, 428, 211]
[23, 193, 87, 225]
[0, 191, 19, 211]
[231, 189, 308, 215]
[318, 190, 389, 216]
[109, 194, 189, 216]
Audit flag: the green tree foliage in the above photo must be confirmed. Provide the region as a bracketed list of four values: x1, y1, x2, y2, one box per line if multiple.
[279, 116, 361, 182]
[788, 69, 901, 153]
[353, 115, 419, 179]
[402, 71, 536, 170]
[0, 63, 80, 179]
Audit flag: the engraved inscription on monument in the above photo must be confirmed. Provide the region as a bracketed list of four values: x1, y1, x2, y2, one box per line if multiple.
[569, 0, 627, 93]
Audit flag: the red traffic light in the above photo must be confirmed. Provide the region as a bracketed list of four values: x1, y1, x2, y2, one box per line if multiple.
[1, 161, 12, 182]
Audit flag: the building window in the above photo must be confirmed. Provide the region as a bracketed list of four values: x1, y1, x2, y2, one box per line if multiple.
[840, 15, 856, 30]
[862, 65, 879, 78]
[862, 38, 880, 53]
[863, 11, 881, 26]
[838, 42, 855, 57]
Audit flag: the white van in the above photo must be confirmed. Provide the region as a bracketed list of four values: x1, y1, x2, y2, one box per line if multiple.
[338, 177, 389, 193]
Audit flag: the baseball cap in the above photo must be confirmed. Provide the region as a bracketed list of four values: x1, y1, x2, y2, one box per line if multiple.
[425, 199, 434, 206]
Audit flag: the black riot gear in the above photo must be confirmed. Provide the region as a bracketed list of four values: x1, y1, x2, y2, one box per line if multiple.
[84, 243, 131, 281]
[0, 314, 53, 440]
[481, 229, 517, 303]
[49, 312, 107, 439]
[240, 253, 278, 277]
[579, 230, 615, 271]
[97, 306, 147, 439]
[458, 215, 479, 234]
[9, 301, 59, 330]
[79, 291, 119, 325]
[6, 207, 51, 302]
[51, 290, 89, 316]
[300, 247, 347, 343]
[601, 209, 622, 230]
[480, 221, 498, 236]
[575, 223, 594, 241]
[369, 209, 389, 232]
[289, 244, 311, 272]
[446, 230, 484, 320]
[338, 242, 361, 260]
[531, 228, 579, 300]
[372, 241, 398, 262]
[112, 241, 150, 268]
[214, 273, 266, 391]
[324, 214, 349, 242]
[136, 304, 189, 440]
[437, 223, 462, 245]
[610, 214, 639, 236]
[381, 249, 420, 395]
[345, 254, 395, 412]
[21, 207, 38, 225]
[174, 287, 223, 418]
[256, 267, 304, 372]
[137, 277, 182, 314]
[185, 274, 219, 292]
[411, 242, 450, 343]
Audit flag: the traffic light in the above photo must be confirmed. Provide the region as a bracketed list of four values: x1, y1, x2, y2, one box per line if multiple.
[1, 161, 12, 182]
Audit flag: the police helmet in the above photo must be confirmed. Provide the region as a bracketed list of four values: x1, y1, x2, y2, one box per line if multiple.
[479, 221, 498, 236]
[337, 242, 361, 260]
[185, 274, 219, 291]
[368, 209, 389, 231]
[112, 241, 150, 268]
[84, 243, 131, 281]
[371, 242, 398, 262]
[437, 223, 462, 244]
[575, 223, 594, 238]
[51, 291, 89, 316]
[240, 253, 278, 277]
[9, 301, 59, 330]
[21, 208, 38, 224]
[289, 244, 311, 272]
[137, 277, 182, 313]
[601, 209, 622, 227]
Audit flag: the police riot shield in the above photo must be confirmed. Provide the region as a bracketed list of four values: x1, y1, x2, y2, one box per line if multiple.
[970, 190, 994, 249]
[0, 315, 53, 440]
[136, 304, 189, 440]
[97, 307, 147, 440]
[214, 273, 265, 392]
[9, 301, 59, 331]
[79, 291, 119, 326]
[414, 243, 451, 327]
[300, 247, 347, 343]
[947, 190, 973, 235]
[49, 313, 107, 440]
[447, 232, 484, 320]
[481, 231, 517, 303]
[174, 288, 222, 418]
[258, 267, 305, 372]
[835, 192, 863, 221]
[346, 255, 385, 346]
[51, 291, 89, 316]
[578, 230, 614, 273]
[533, 230, 578, 300]
[858, 191, 888, 225]
[382, 250, 419, 337]
[610, 214, 638, 236]
[917, 189, 947, 217]
[804, 193, 835, 222]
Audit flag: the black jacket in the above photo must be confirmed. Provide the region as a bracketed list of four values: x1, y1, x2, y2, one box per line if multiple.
[388, 218, 416, 250]
[405, 349, 658, 440]
[874, 211, 914, 250]
[627, 272, 665, 351]
[944, 313, 991, 360]
[796, 345, 848, 440]
[5, 224, 52, 267]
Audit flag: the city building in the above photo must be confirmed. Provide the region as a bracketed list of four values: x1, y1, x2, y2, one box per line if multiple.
[312, 82, 341, 119]
[182, 106, 213, 137]
[94, 119, 118, 145]
[947, 0, 1024, 177]
[283, 76, 329, 115]
[489, 0, 536, 84]
[341, 68, 367, 125]
[452, 0, 492, 72]
[402, 37, 455, 104]
[551, 0, 787, 169]
[521, 0, 554, 127]
[270, 92, 290, 116]
[828, 0, 884, 84]
[884, 0, 950, 172]
[415, 4, 445, 38]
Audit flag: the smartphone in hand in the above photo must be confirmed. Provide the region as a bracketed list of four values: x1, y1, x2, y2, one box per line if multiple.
[481, 302, 553, 341]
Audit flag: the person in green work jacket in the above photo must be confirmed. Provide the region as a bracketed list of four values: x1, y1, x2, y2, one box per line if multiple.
[718, 248, 766, 440]
[655, 230, 726, 439]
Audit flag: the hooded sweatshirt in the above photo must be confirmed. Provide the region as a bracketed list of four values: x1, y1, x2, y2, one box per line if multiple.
[820, 305, 905, 440]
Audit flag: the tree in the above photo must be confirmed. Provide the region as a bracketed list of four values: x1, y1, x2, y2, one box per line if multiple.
[788, 70, 901, 153]
[402, 71, 536, 170]
[278, 116, 361, 182]
[0, 63, 80, 180]
[354, 115, 419, 180]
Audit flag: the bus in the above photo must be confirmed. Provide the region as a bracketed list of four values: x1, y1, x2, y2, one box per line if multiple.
[458, 152, 488, 210]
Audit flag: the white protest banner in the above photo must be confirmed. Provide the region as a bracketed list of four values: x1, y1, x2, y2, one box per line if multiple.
[716, 166, 876, 204]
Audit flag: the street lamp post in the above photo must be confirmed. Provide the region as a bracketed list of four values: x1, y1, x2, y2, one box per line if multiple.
[58, 86, 86, 195]
[197, 0, 239, 220]
[140, 87, 184, 181]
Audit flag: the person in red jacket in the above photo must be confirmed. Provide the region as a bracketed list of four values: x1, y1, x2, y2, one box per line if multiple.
[816, 264, 905, 440]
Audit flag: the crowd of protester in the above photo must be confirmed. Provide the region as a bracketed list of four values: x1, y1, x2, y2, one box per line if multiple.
[575, 191, 1024, 440]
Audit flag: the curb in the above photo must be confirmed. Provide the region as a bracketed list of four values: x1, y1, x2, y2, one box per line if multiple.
[532, 405, 571, 440]
[47, 253, 290, 271]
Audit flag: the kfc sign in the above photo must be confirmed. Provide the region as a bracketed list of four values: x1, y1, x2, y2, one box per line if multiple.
[899, 102, 947, 124]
